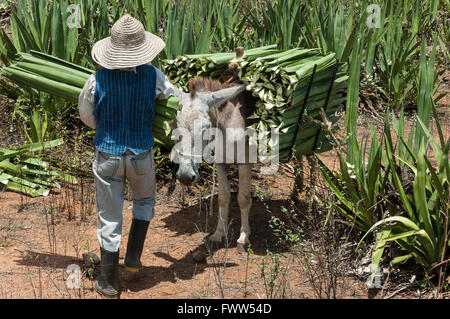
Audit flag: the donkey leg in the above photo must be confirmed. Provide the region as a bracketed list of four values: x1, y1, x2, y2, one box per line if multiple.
[306, 156, 320, 205]
[290, 156, 304, 202]
[237, 164, 252, 251]
[209, 164, 231, 243]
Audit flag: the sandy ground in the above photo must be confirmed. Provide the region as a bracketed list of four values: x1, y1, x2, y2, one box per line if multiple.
[0, 162, 366, 299]
[0, 104, 449, 299]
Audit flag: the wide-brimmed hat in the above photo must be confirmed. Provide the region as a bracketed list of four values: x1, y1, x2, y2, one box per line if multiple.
[91, 14, 165, 69]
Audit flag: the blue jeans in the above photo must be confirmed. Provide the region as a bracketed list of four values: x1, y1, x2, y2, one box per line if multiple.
[93, 148, 156, 252]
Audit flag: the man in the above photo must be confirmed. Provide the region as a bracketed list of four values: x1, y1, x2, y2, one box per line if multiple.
[78, 14, 179, 299]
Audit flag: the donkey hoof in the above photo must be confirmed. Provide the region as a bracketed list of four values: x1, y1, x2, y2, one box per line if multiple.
[205, 236, 222, 253]
[237, 242, 250, 253]
[209, 232, 224, 243]
[192, 249, 208, 263]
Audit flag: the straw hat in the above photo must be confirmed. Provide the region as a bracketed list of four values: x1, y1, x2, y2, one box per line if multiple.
[91, 14, 165, 69]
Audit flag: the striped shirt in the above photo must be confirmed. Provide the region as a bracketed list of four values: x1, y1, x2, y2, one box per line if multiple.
[78, 66, 179, 155]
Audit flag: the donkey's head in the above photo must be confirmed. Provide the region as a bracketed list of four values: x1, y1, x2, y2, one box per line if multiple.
[172, 78, 246, 186]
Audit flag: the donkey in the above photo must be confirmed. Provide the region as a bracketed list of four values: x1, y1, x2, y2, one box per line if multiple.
[171, 77, 257, 251]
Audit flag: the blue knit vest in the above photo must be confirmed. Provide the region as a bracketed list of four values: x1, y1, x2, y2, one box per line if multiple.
[93, 65, 156, 155]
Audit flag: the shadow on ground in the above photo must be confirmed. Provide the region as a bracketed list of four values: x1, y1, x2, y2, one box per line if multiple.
[13, 248, 240, 293]
[160, 192, 299, 256]
[14, 250, 78, 269]
[123, 251, 239, 292]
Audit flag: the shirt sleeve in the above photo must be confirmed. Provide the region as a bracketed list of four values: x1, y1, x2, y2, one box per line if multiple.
[78, 73, 97, 130]
[154, 67, 182, 100]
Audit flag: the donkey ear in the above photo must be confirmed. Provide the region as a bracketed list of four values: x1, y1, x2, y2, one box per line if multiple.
[206, 85, 246, 109]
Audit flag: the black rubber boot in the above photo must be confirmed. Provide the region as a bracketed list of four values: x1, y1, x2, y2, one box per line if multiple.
[124, 219, 150, 273]
[94, 249, 120, 299]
